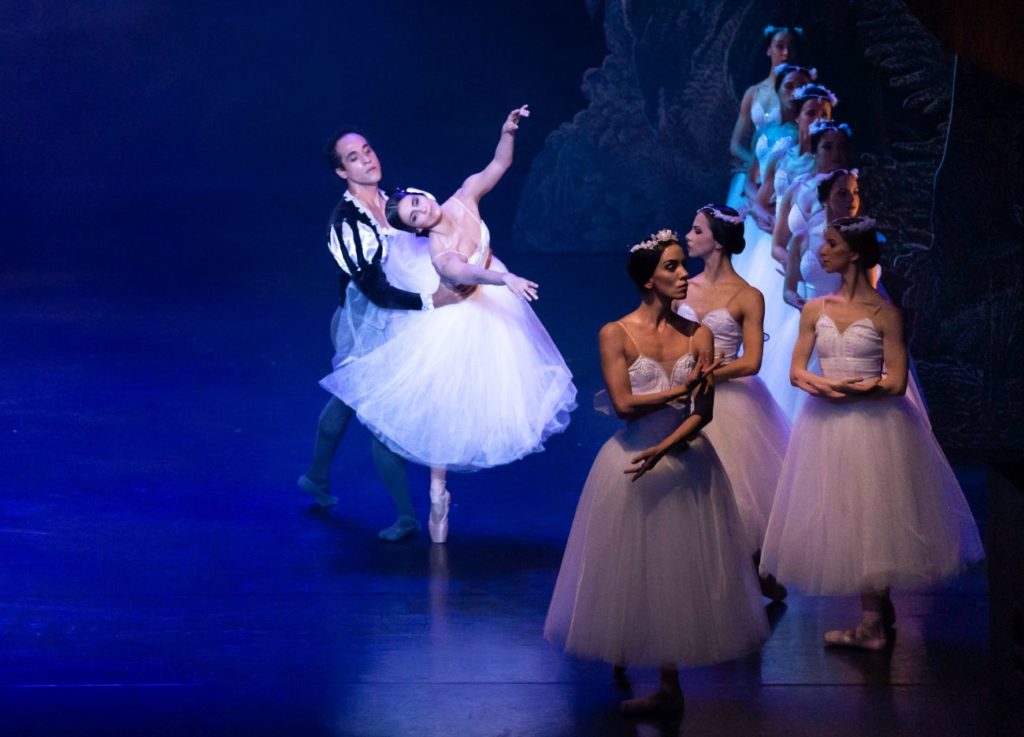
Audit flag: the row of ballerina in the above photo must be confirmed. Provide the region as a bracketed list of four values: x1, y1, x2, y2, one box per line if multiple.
[544, 26, 983, 712]
[311, 42, 984, 711]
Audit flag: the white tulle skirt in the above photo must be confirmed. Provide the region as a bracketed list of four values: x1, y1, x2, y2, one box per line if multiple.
[730, 222, 805, 418]
[702, 376, 791, 554]
[320, 256, 577, 471]
[759, 395, 984, 595]
[757, 305, 808, 422]
[545, 409, 769, 668]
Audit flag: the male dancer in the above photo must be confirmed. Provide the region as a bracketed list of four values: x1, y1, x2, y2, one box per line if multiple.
[298, 129, 463, 541]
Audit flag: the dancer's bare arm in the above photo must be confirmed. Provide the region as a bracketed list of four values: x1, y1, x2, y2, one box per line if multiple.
[460, 105, 530, 202]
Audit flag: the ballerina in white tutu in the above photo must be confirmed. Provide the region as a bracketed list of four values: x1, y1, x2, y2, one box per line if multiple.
[759, 216, 983, 650]
[759, 118, 853, 420]
[674, 204, 791, 601]
[545, 230, 768, 713]
[726, 25, 804, 209]
[320, 105, 577, 543]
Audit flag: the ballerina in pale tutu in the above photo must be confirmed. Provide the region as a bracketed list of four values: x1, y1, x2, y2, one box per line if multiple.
[674, 204, 790, 601]
[759, 216, 983, 650]
[320, 105, 577, 543]
[744, 63, 815, 230]
[726, 25, 804, 208]
[757, 82, 837, 233]
[545, 230, 768, 714]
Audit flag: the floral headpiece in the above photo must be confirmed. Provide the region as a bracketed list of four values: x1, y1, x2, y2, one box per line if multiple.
[775, 63, 818, 81]
[404, 186, 437, 201]
[814, 167, 859, 184]
[764, 25, 805, 38]
[698, 204, 744, 225]
[795, 83, 838, 107]
[831, 216, 877, 233]
[629, 229, 678, 253]
[809, 119, 851, 138]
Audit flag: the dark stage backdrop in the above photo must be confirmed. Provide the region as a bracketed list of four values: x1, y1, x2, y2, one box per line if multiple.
[4, 1, 1022, 459]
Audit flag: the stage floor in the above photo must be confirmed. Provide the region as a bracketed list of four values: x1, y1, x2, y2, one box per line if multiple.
[1, 253, 998, 736]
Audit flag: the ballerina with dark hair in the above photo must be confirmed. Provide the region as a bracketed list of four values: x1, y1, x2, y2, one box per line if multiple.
[546, 229, 768, 714]
[726, 25, 804, 207]
[674, 204, 790, 600]
[320, 105, 577, 543]
[759, 216, 983, 650]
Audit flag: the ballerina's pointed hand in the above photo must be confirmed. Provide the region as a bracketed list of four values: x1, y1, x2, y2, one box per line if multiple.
[502, 273, 539, 301]
[626, 445, 666, 482]
[503, 105, 530, 134]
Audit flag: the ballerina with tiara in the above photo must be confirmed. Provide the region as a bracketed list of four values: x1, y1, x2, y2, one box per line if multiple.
[726, 25, 804, 209]
[760, 117, 851, 420]
[320, 105, 577, 543]
[759, 216, 983, 650]
[741, 63, 815, 231]
[674, 204, 790, 601]
[546, 229, 768, 714]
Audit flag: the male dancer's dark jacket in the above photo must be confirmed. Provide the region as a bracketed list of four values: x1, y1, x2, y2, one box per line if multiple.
[327, 189, 431, 310]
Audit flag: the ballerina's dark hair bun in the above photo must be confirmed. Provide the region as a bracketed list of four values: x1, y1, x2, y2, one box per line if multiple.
[698, 204, 746, 255]
[829, 216, 884, 269]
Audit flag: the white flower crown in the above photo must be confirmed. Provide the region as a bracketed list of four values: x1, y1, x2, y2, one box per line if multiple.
[833, 216, 877, 233]
[809, 119, 852, 138]
[795, 83, 839, 107]
[699, 204, 744, 225]
[814, 167, 859, 184]
[629, 229, 679, 253]
[775, 64, 818, 81]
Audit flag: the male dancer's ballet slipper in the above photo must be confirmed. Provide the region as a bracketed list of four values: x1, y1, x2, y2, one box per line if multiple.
[298, 475, 338, 507]
[378, 516, 420, 542]
[824, 625, 886, 651]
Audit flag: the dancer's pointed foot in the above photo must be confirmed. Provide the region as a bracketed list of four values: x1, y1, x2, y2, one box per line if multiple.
[428, 489, 450, 544]
[620, 687, 684, 714]
[378, 515, 420, 542]
[824, 623, 887, 651]
[298, 475, 338, 507]
[759, 573, 788, 603]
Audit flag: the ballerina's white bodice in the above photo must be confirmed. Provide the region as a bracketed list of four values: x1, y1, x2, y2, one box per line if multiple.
[754, 122, 797, 180]
[675, 304, 742, 363]
[624, 352, 695, 438]
[800, 211, 840, 298]
[432, 198, 491, 287]
[751, 95, 781, 131]
[774, 151, 815, 216]
[816, 313, 883, 381]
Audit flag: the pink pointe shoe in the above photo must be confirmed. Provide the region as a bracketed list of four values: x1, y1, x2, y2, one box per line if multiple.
[428, 489, 450, 544]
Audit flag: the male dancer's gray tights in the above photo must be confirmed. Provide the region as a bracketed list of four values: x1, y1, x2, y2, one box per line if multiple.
[306, 396, 416, 521]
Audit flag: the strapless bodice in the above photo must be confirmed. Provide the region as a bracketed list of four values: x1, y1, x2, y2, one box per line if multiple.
[815, 314, 883, 380]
